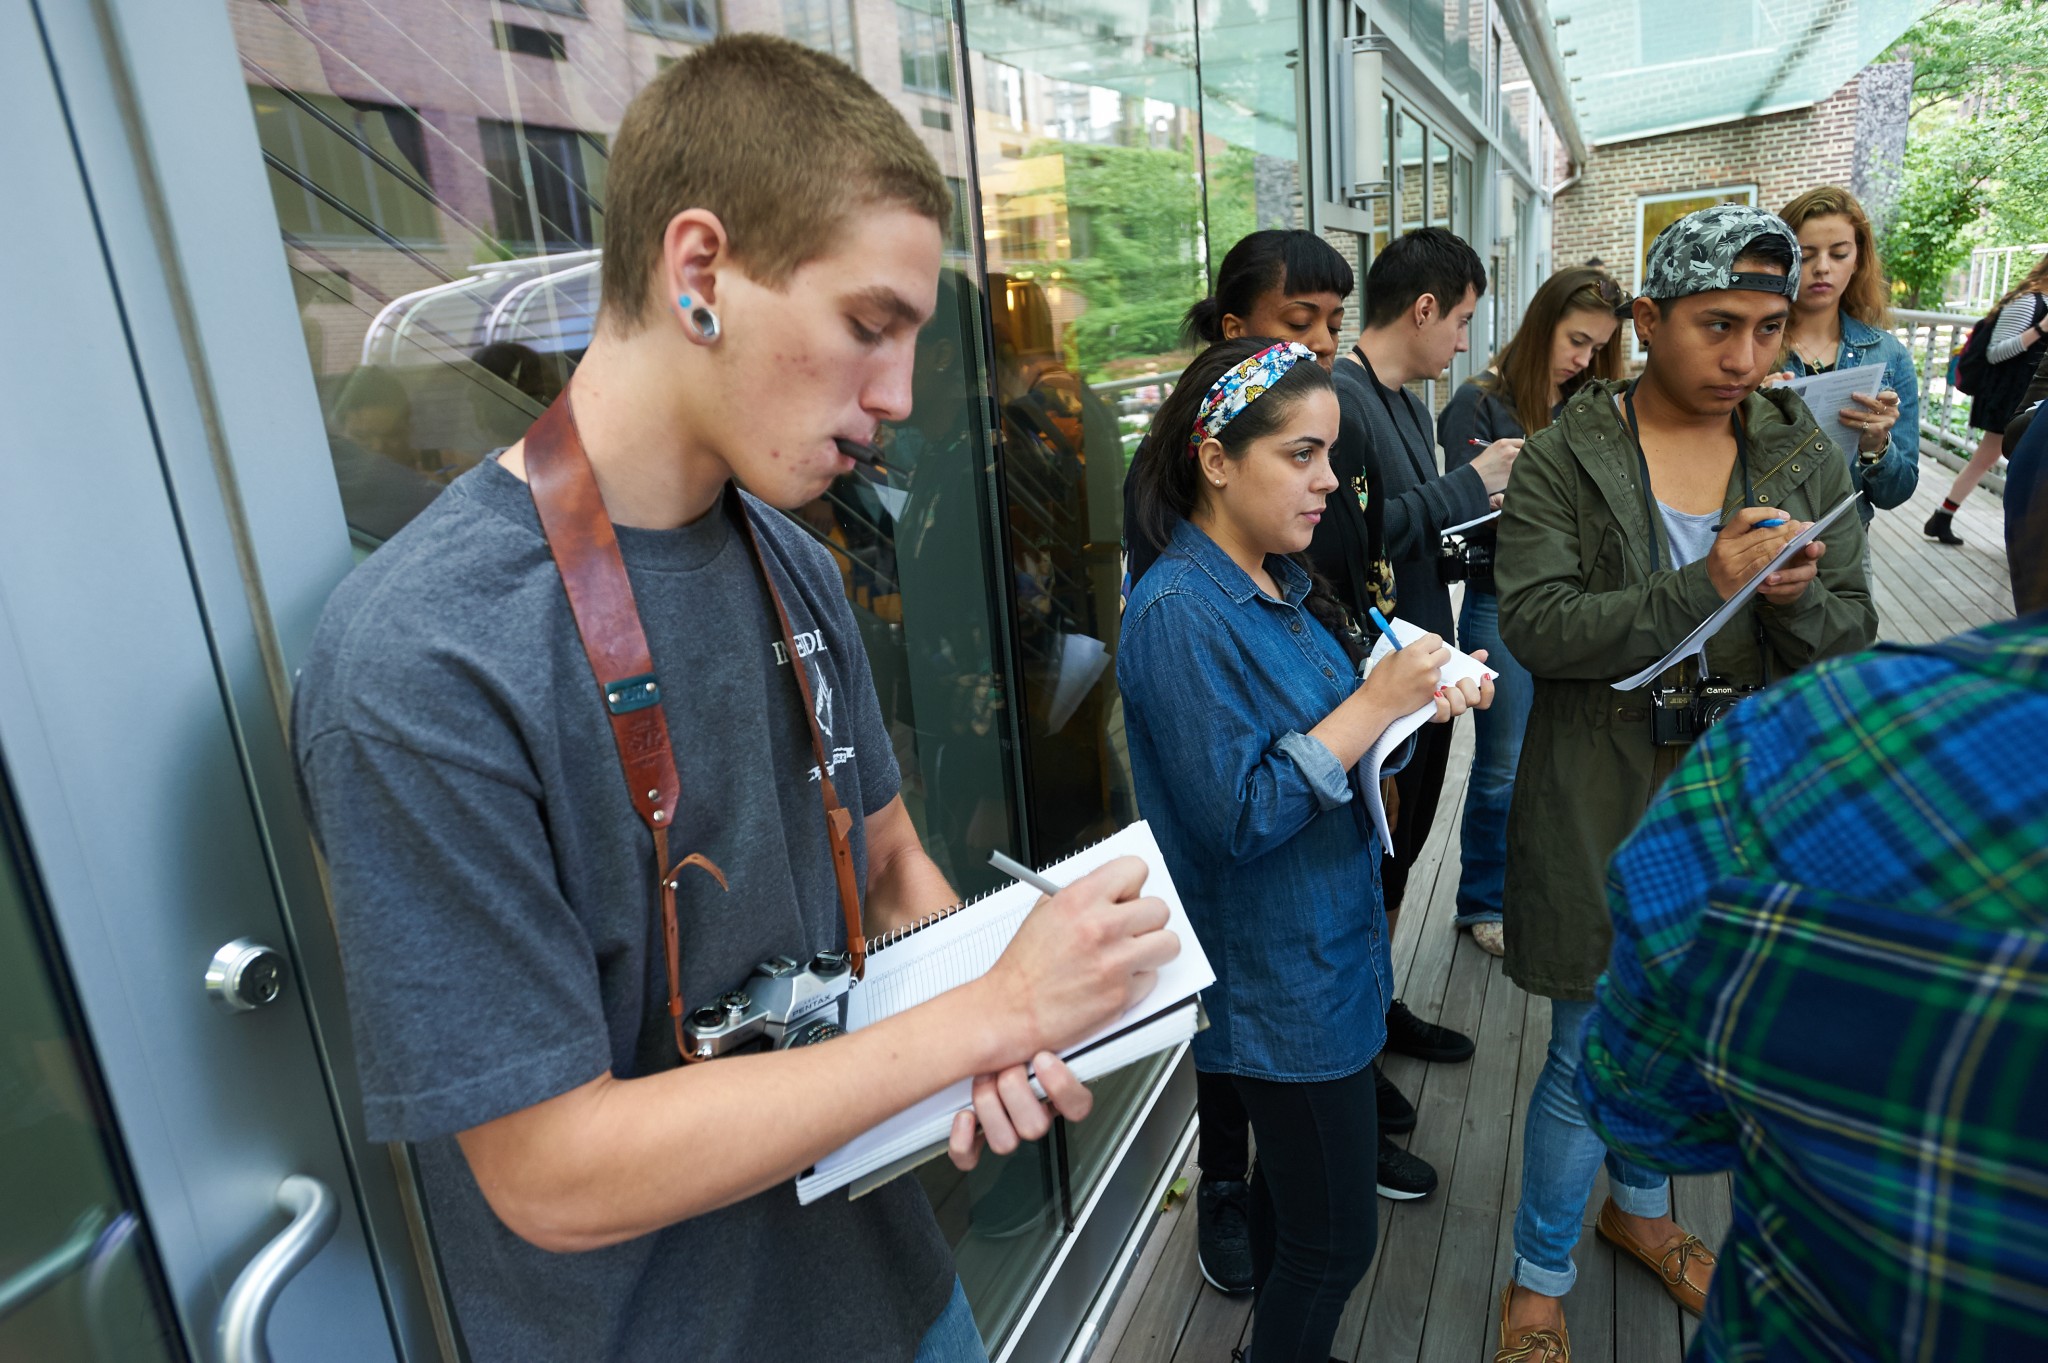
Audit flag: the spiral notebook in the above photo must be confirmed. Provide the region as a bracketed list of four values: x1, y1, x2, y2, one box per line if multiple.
[795, 821, 1213, 1204]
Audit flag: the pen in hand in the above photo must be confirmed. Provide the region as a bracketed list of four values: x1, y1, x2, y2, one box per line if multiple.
[989, 850, 1064, 898]
[1368, 607, 1404, 650]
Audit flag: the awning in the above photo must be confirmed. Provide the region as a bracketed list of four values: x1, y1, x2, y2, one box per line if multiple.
[1549, 0, 1935, 145]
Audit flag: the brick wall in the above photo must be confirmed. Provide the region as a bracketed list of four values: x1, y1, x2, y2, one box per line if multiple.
[1555, 70, 1864, 285]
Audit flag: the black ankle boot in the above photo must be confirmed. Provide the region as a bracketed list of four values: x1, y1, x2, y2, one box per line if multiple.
[1924, 508, 1964, 545]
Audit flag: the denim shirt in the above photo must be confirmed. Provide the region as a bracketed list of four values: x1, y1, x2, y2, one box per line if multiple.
[1783, 314, 1921, 521]
[1117, 517, 1402, 1082]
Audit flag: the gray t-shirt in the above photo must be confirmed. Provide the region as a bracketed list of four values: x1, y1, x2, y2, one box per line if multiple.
[1657, 502, 1721, 570]
[293, 458, 953, 1362]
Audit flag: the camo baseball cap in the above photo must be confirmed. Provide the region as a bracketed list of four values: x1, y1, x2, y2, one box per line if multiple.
[1618, 203, 1801, 316]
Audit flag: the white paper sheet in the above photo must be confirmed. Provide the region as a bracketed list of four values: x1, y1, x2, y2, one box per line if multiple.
[1045, 633, 1110, 734]
[797, 821, 1214, 1203]
[1440, 508, 1503, 538]
[1360, 619, 1499, 850]
[1612, 490, 1862, 692]
[1777, 361, 1888, 463]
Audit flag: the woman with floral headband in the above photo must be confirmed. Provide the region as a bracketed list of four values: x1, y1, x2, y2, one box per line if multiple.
[1119, 337, 1491, 1361]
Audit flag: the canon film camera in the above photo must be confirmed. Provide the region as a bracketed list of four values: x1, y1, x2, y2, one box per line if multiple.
[682, 949, 854, 1061]
[1436, 532, 1494, 587]
[1648, 675, 1764, 747]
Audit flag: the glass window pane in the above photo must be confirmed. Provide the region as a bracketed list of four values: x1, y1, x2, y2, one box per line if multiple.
[1428, 131, 1451, 227]
[964, 0, 1202, 867]
[1396, 109, 1425, 233]
[0, 779, 184, 1363]
[1199, 0, 1306, 244]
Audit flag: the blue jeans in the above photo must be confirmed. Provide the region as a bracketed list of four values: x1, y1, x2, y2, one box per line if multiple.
[913, 1278, 990, 1363]
[1453, 589, 1533, 927]
[1511, 999, 1670, 1295]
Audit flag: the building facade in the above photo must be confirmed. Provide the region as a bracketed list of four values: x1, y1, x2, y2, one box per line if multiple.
[0, 1, 1565, 1360]
[1554, 63, 1913, 288]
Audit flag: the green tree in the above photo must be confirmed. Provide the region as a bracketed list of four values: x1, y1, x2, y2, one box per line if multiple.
[1881, 0, 2048, 306]
[1043, 140, 1207, 379]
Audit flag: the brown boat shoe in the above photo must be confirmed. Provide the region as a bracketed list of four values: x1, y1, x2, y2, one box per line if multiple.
[1494, 1285, 1570, 1363]
[1594, 1198, 1716, 1316]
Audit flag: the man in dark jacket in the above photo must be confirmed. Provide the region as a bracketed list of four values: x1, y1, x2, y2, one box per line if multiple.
[1309, 228, 1524, 1200]
[1491, 203, 1876, 1360]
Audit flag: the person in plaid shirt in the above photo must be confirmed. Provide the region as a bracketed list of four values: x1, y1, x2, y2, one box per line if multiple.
[1579, 611, 2048, 1362]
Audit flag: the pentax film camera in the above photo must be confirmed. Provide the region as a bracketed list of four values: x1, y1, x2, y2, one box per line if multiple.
[682, 949, 854, 1061]
[1436, 533, 1494, 587]
[1648, 675, 1764, 747]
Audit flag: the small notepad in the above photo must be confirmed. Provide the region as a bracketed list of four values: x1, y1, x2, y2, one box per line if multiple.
[795, 821, 1212, 1204]
[1360, 620, 1499, 851]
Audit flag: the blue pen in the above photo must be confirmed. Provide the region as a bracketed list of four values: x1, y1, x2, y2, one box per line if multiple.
[1712, 515, 1789, 532]
[1368, 606, 1403, 649]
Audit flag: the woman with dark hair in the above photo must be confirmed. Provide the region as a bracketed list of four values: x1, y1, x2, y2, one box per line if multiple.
[1775, 185, 1917, 527]
[1120, 337, 1490, 1362]
[1127, 230, 1359, 586]
[1437, 266, 1624, 958]
[1123, 229, 1367, 1298]
[1930, 251, 2048, 544]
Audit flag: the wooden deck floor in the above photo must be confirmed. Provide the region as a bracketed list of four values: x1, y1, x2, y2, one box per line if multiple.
[1083, 473, 2014, 1363]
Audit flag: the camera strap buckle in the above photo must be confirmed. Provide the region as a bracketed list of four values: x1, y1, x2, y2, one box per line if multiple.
[523, 389, 867, 1064]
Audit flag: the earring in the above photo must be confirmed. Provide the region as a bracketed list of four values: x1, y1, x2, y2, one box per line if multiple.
[677, 293, 722, 345]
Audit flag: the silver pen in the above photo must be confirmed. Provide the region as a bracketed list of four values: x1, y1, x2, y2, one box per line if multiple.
[988, 850, 1063, 897]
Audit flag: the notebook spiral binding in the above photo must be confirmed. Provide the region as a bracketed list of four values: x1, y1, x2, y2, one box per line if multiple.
[861, 832, 1122, 956]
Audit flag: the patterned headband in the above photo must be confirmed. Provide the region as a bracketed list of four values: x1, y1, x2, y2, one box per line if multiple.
[1187, 341, 1317, 456]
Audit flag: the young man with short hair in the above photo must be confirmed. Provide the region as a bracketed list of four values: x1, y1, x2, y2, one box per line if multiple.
[1490, 204, 1876, 1360]
[292, 37, 1177, 1363]
[1310, 227, 1517, 1200]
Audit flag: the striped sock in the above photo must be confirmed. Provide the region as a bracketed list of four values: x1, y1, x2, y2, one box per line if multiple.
[1942, 498, 1961, 513]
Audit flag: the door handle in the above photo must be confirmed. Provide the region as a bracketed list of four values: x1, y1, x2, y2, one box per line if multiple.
[216, 1175, 337, 1363]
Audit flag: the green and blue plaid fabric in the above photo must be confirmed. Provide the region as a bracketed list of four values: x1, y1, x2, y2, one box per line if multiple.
[1579, 614, 2048, 1362]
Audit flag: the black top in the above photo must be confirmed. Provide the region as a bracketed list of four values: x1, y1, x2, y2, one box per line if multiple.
[1438, 379, 1523, 578]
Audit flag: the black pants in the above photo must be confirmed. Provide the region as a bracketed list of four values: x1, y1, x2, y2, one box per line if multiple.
[1196, 1068, 1250, 1181]
[1230, 1068, 1380, 1363]
[1381, 718, 1454, 916]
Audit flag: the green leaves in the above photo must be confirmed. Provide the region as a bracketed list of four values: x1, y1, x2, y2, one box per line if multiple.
[1879, 0, 2048, 305]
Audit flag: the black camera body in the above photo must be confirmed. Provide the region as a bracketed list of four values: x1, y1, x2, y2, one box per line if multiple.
[1648, 675, 1764, 746]
[1437, 534, 1493, 587]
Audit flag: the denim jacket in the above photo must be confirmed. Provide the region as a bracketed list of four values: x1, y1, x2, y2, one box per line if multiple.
[1783, 315, 1920, 522]
[1117, 517, 1403, 1082]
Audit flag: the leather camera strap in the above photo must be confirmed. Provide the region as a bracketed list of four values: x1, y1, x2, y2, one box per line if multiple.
[522, 390, 865, 1065]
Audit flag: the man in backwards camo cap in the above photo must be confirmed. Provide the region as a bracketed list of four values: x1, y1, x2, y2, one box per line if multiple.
[1484, 203, 1876, 1363]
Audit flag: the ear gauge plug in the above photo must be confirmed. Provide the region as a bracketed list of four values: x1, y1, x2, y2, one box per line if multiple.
[677, 293, 722, 344]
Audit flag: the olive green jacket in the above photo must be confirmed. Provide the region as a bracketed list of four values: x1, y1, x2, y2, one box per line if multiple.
[1494, 380, 1878, 1000]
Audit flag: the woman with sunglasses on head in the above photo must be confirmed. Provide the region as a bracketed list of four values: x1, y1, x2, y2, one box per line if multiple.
[1774, 186, 1919, 528]
[1437, 266, 1623, 959]
[1120, 337, 1491, 1362]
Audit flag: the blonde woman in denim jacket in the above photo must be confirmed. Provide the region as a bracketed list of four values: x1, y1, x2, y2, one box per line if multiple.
[1776, 187, 1919, 527]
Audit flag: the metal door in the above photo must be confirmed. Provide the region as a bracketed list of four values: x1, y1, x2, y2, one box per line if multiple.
[0, 2, 422, 1358]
